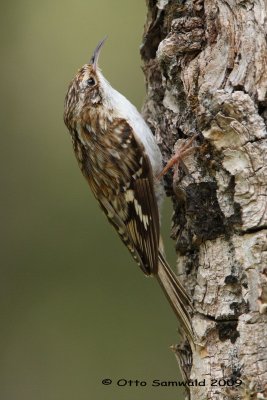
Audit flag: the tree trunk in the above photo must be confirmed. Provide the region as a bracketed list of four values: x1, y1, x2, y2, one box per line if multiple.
[141, 1, 267, 399]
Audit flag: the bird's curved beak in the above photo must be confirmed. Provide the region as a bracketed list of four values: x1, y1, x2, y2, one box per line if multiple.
[89, 36, 107, 70]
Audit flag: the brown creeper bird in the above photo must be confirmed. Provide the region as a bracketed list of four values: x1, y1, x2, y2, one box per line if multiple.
[64, 38, 194, 342]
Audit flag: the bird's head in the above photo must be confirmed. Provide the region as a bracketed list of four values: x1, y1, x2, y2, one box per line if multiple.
[64, 37, 107, 127]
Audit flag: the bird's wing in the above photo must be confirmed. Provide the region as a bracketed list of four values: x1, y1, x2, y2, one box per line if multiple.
[104, 119, 160, 276]
[122, 147, 160, 275]
[73, 118, 160, 276]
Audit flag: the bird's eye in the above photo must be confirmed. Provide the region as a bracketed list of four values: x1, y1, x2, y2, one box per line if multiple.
[86, 77, 95, 86]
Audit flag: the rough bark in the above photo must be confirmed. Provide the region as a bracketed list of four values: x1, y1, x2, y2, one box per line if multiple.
[141, 1, 267, 399]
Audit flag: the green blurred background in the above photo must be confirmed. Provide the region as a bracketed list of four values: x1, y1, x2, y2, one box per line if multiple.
[1, 1, 183, 399]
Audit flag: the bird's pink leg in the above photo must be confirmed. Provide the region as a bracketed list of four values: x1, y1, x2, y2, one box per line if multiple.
[157, 134, 198, 179]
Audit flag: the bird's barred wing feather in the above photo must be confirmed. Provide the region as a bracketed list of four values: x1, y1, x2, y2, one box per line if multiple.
[97, 197, 145, 269]
[124, 152, 160, 275]
[72, 118, 160, 276]
[103, 121, 160, 276]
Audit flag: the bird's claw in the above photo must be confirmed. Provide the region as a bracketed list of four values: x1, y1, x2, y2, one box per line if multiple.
[157, 133, 199, 179]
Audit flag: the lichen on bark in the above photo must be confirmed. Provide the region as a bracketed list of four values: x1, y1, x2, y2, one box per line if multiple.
[141, 1, 267, 399]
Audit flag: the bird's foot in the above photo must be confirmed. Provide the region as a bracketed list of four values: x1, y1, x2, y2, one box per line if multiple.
[157, 134, 199, 179]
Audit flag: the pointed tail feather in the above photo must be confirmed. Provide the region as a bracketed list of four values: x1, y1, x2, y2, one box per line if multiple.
[156, 252, 194, 343]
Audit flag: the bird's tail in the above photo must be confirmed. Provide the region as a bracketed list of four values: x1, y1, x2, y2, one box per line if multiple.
[156, 252, 194, 343]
